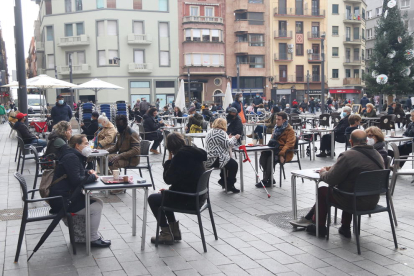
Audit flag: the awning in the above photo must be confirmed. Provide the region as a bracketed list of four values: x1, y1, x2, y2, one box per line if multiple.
[330, 89, 361, 94]
[276, 89, 291, 95]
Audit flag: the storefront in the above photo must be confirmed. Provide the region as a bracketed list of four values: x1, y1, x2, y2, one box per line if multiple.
[329, 88, 361, 103]
[231, 89, 264, 105]
[295, 90, 323, 103]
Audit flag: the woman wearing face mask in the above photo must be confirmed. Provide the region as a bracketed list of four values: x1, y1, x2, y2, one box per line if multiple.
[49, 134, 111, 248]
[231, 93, 246, 123]
[94, 113, 117, 150]
[365, 126, 387, 165]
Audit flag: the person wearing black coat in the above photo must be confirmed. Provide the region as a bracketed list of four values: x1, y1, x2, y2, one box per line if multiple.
[317, 107, 351, 157]
[143, 107, 165, 154]
[51, 95, 72, 126]
[173, 107, 183, 124]
[231, 93, 246, 123]
[49, 134, 111, 247]
[280, 96, 287, 110]
[148, 133, 207, 244]
[13, 113, 47, 150]
[252, 93, 263, 113]
[202, 106, 214, 122]
[309, 98, 316, 114]
[81, 112, 99, 140]
[226, 108, 244, 141]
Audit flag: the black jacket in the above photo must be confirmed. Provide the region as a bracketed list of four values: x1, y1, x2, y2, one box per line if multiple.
[187, 112, 203, 129]
[174, 111, 183, 124]
[226, 115, 243, 137]
[309, 100, 316, 108]
[49, 145, 96, 213]
[253, 97, 263, 106]
[14, 121, 36, 143]
[44, 133, 67, 157]
[345, 126, 358, 135]
[360, 97, 369, 108]
[374, 141, 388, 166]
[404, 122, 414, 138]
[163, 146, 207, 208]
[284, 107, 291, 114]
[143, 114, 164, 140]
[81, 119, 99, 140]
[334, 115, 350, 143]
[202, 109, 214, 122]
[51, 103, 72, 126]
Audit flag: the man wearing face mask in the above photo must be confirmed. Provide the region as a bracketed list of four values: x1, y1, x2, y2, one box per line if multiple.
[252, 93, 263, 113]
[231, 93, 246, 123]
[226, 108, 243, 143]
[81, 112, 99, 141]
[51, 95, 73, 127]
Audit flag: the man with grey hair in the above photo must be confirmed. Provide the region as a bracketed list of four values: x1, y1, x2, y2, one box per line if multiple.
[317, 106, 352, 157]
[291, 129, 384, 238]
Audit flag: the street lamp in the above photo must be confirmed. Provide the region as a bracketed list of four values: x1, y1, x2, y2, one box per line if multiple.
[321, 32, 326, 113]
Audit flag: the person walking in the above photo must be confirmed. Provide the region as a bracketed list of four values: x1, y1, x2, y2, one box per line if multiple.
[139, 98, 151, 115]
[231, 93, 246, 123]
[50, 95, 72, 127]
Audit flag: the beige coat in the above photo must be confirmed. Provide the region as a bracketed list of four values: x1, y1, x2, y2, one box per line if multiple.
[107, 126, 141, 168]
[95, 122, 117, 149]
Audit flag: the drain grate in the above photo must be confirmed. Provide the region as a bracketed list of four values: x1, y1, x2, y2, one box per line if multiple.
[0, 208, 23, 221]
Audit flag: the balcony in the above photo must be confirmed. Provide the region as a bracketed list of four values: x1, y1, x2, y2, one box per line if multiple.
[59, 64, 91, 75]
[343, 36, 363, 44]
[128, 63, 153, 73]
[127, 34, 152, 45]
[58, 35, 90, 47]
[308, 53, 322, 63]
[343, 56, 364, 65]
[234, 20, 249, 33]
[274, 53, 293, 62]
[344, 0, 363, 3]
[183, 16, 224, 24]
[239, 63, 266, 76]
[275, 75, 294, 82]
[310, 75, 326, 82]
[234, 0, 248, 11]
[36, 41, 44, 52]
[343, 78, 362, 86]
[274, 7, 325, 18]
[235, 42, 249, 54]
[274, 30, 292, 39]
[307, 31, 322, 40]
[344, 13, 364, 24]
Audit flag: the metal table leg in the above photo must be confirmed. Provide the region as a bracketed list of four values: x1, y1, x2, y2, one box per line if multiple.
[291, 175, 297, 219]
[315, 181, 319, 237]
[255, 152, 259, 183]
[239, 151, 244, 192]
[104, 155, 109, 198]
[271, 150, 274, 186]
[132, 189, 136, 236]
[141, 187, 148, 250]
[330, 131, 335, 159]
[312, 133, 316, 161]
[85, 191, 91, 256]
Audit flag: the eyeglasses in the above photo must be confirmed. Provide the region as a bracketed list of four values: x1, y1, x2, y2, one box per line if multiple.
[367, 134, 374, 138]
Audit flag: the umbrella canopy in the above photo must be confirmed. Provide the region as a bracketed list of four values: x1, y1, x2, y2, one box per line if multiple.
[175, 79, 186, 111]
[223, 82, 233, 109]
[1, 81, 37, 89]
[74, 78, 124, 104]
[25, 74, 78, 89]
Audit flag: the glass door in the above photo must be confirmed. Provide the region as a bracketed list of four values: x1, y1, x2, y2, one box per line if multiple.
[279, 65, 288, 82]
[279, 21, 287, 37]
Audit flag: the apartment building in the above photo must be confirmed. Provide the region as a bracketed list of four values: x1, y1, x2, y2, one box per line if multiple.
[33, 0, 179, 106]
[270, 0, 328, 103]
[178, 0, 226, 104]
[226, 0, 271, 102]
[326, 0, 367, 101]
[0, 25, 10, 103]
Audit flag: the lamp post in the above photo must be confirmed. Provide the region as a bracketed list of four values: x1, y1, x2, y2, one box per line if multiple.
[321, 32, 326, 113]
[237, 60, 240, 93]
[187, 68, 191, 108]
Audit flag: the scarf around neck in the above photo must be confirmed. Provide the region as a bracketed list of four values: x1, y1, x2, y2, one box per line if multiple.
[273, 121, 288, 139]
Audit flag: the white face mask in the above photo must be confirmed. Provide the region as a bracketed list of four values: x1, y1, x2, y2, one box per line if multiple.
[367, 137, 375, 146]
[81, 146, 92, 157]
[239, 97, 243, 101]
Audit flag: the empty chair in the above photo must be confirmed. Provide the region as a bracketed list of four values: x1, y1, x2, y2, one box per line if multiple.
[319, 114, 330, 127]
[16, 136, 37, 174]
[378, 115, 395, 133]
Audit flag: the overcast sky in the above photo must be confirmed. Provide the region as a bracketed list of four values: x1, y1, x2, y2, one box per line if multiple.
[0, 0, 39, 82]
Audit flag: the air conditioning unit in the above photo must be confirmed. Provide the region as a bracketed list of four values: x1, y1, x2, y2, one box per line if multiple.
[288, 44, 294, 48]
[288, 48, 294, 53]
[307, 49, 313, 54]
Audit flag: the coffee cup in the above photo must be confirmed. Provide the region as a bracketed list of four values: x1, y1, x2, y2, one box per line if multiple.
[252, 139, 258, 145]
[112, 170, 119, 179]
[123, 176, 129, 182]
[241, 139, 246, 145]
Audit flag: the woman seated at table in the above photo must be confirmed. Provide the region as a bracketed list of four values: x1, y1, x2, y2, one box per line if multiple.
[206, 118, 240, 193]
[44, 121, 72, 157]
[160, 106, 171, 116]
[148, 132, 207, 245]
[173, 107, 183, 124]
[365, 126, 387, 165]
[247, 106, 278, 145]
[246, 104, 254, 114]
[388, 111, 414, 168]
[95, 113, 117, 150]
[256, 104, 266, 114]
[49, 134, 111, 248]
[202, 104, 214, 123]
[363, 103, 377, 117]
[143, 107, 165, 154]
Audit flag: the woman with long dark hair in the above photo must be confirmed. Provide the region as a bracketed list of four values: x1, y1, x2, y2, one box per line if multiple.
[143, 107, 165, 154]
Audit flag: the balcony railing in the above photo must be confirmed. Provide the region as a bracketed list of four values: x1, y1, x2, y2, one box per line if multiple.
[58, 35, 90, 47]
[344, 36, 363, 43]
[183, 16, 223, 24]
[59, 64, 91, 75]
[128, 63, 153, 73]
[308, 53, 321, 61]
[307, 31, 322, 39]
[274, 75, 294, 82]
[344, 56, 363, 64]
[310, 75, 327, 82]
[274, 7, 325, 17]
[344, 13, 363, 22]
[274, 30, 293, 39]
[274, 53, 293, 61]
[343, 78, 362, 85]
[127, 34, 152, 44]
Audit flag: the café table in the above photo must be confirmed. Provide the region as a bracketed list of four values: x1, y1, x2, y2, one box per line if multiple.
[89, 149, 110, 175]
[171, 116, 188, 127]
[299, 114, 319, 128]
[301, 128, 335, 160]
[385, 136, 414, 169]
[232, 145, 274, 192]
[185, 132, 207, 146]
[243, 122, 266, 143]
[83, 179, 152, 255]
[291, 169, 323, 237]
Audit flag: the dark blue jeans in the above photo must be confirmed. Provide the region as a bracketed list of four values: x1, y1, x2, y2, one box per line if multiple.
[254, 125, 267, 139]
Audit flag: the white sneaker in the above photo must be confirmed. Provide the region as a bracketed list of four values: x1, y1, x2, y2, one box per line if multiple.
[289, 216, 312, 228]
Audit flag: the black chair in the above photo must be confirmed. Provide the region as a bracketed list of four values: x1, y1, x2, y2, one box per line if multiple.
[155, 169, 217, 252]
[138, 124, 162, 153]
[331, 115, 341, 127]
[29, 145, 54, 199]
[345, 133, 351, 151]
[319, 114, 330, 127]
[123, 140, 155, 190]
[378, 115, 395, 133]
[13, 172, 76, 262]
[289, 114, 302, 130]
[16, 136, 37, 174]
[326, 170, 398, 255]
[279, 137, 303, 187]
[405, 114, 411, 128]
[395, 113, 404, 128]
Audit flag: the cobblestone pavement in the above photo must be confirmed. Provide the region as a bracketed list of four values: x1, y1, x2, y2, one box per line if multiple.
[1, 121, 414, 276]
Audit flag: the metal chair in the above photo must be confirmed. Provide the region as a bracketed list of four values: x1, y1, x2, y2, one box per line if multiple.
[155, 169, 217, 252]
[319, 114, 331, 127]
[138, 124, 162, 153]
[331, 115, 341, 127]
[378, 115, 395, 134]
[327, 170, 398, 255]
[123, 140, 156, 190]
[16, 137, 37, 174]
[389, 143, 414, 196]
[345, 133, 351, 151]
[13, 172, 76, 262]
[9, 121, 17, 137]
[29, 145, 54, 199]
[278, 137, 303, 187]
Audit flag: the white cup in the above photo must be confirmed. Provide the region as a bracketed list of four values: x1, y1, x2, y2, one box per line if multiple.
[241, 139, 246, 145]
[252, 139, 258, 145]
[112, 170, 119, 179]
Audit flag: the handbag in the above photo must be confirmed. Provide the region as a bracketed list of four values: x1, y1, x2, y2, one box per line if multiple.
[39, 169, 67, 200]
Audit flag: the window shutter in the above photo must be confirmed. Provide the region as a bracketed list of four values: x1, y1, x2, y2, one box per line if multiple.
[97, 21, 105, 36]
[133, 22, 143, 35]
[98, 51, 106, 65]
[107, 21, 117, 36]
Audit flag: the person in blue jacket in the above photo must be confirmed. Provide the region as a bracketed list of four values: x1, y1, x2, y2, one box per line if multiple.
[51, 95, 72, 126]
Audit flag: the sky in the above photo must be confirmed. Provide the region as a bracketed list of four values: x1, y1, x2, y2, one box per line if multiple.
[0, 0, 39, 82]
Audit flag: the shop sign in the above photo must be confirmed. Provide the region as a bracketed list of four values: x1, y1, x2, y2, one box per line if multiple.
[330, 89, 361, 94]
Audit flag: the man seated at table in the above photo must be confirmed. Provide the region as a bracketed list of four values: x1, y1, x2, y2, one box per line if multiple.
[291, 130, 384, 238]
[81, 111, 99, 141]
[185, 107, 203, 133]
[316, 106, 351, 157]
[160, 106, 171, 116]
[345, 114, 362, 135]
[388, 111, 414, 168]
[257, 112, 296, 187]
[226, 108, 243, 143]
[13, 113, 47, 151]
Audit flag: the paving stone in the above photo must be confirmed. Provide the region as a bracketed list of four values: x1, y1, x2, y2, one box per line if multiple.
[353, 260, 397, 276]
[95, 257, 123, 272]
[217, 264, 250, 276]
[227, 255, 261, 270]
[120, 261, 149, 276]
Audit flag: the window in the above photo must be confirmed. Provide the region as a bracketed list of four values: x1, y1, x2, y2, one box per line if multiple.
[75, 0, 83, 11]
[133, 22, 144, 35]
[190, 6, 199, 16]
[185, 54, 192, 66]
[295, 22, 303, 33]
[160, 51, 170, 66]
[345, 69, 351, 78]
[354, 27, 359, 39]
[66, 52, 85, 65]
[367, 49, 372, 59]
[46, 26, 53, 41]
[362, 8, 365, 19]
[332, 47, 339, 57]
[376, 7, 382, 16]
[202, 29, 210, 41]
[249, 0, 263, 3]
[159, 23, 169, 38]
[332, 4, 339, 14]
[203, 54, 210, 66]
[97, 21, 105, 36]
[108, 50, 119, 65]
[97, 0, 104, 9]
[362, 69, 365, 80]
[248, 12, 264, 25]
[159, 0, 168, 11]
[248, 56, 264, 68]
[296, 0, 303, 15]
[296, 65, 304, 82]
[366, 10, 372, 19]
[362, 49, 365, 60]
[45, 0, 52, 14]
[65, 0, 72, 12]
[296, 44, 303, 56]
[98, 51, 106, 65]
[401, 0, 410, 8]
[134, 50, 144, 64]
[131, 81, 150, 88]
[205, 7, 214, 17]
[65, 24, 73, 37]
[332, 69, 339, 78]
[185, 29, 191, 41]
[76, 23, 84, 35]
[107, 0, 116, 8]
[133, 0, 142, 10]
[362, 28, 365, 40]
[332, 26, 339, 36]
[192, 29, 201, 41]
[156, 81, 175, 88]
[367, 28, 373, 39]
[212, 30, 220, 42]
[249, 34, 264, 46]
[353, 48, 360, 60]
[47, 54, 54, 69]
[107, 21, 117, 36]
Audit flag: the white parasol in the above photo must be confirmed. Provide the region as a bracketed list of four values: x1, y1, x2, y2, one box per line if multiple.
[175, 79, 186, 111]
[74, 78, 124, 104]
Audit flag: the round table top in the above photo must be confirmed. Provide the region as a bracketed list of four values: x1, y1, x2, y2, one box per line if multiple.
[185, 133, 207, 138]
[89, 149, 109, 157]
